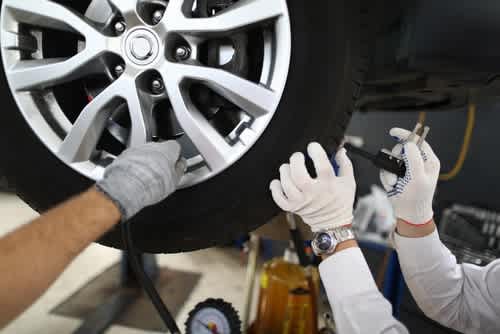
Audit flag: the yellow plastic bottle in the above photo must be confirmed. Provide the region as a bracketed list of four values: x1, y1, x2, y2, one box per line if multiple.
[252, 248, 319, 334]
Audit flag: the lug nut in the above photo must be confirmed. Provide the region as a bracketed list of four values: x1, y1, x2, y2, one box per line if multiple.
[114, 65, 125, 77]
[114, 21, 126, 34]
[175, 46, 191, 61]
[151, 79, 164, 94]
[152, 10, 164, 24]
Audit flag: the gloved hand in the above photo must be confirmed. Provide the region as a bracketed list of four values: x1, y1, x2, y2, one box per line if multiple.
[270, 142, 356, 232]
[96, 141, 186, 221]
[380, 128, 440, 225]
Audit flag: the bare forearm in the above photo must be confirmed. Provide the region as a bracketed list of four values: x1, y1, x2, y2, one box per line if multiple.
[0, 187, 120, 327]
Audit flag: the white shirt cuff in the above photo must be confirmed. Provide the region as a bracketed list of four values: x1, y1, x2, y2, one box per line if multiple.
[319, 247, 378, 302]
[393, 229, 450, 274]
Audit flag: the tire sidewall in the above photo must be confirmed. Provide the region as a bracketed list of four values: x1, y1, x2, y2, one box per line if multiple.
[0, 0, 357, 253]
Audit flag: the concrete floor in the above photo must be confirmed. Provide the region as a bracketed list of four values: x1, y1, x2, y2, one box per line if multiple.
[0, 192, 249, 334]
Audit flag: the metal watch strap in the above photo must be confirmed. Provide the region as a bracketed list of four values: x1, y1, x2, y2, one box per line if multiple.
[312, 226, 356, 256]
[331, 226, 356, 244]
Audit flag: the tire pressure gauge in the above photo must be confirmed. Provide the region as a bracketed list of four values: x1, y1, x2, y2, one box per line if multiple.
[185, 299, 241, 334]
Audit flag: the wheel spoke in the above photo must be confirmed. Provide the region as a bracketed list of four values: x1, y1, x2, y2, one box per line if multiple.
[8, 49, 104, 91]
[2, 0, 118, 91]
[167, 0, 285, 35]
[166, 80, 233, 171]
[3, 0, 100, 39]
[58, 80, 121, 163]
[124, 83, 150, 147]
[171, 63, 278, 117]
[107, 0, 138, 19]
[59, 77, 149, 163]
[2, 31, 38, 53]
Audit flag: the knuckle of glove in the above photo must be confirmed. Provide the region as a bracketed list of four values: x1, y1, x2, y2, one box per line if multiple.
[295, 178, 312, 191]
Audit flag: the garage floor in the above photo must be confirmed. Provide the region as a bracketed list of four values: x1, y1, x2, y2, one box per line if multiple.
[0, 192, 250, 334]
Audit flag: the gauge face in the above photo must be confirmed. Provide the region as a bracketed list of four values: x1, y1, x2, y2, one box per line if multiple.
[186, 299, 241, 334]
[189, 307, 231, 334]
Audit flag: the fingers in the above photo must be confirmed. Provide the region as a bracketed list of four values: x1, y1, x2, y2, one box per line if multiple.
[335, 148, 354, 178]
[389, 127, 440, 174]
[425, 156, 441, 178]
[144, 140, 181, 157]
[423, 144, 440, 176]
[390, 142, 404, 157]
[388, 128, 413, 159]
[175, 158, 188, 176]
[160, 140, 182, 159]
[116, 140, 182, 167]
[290, 152, 313, 189]
[307, 142, 336, 179]
[390, 127, 430, 152]
[421, 141, 440, 173]
[270, 179, 290, 211]
[380, 169, 397, 192]
[389, 128, 417, 144]
[279, 164, 302, 201]
[389, 127, 435, 158]
[403, 142, 425, 178]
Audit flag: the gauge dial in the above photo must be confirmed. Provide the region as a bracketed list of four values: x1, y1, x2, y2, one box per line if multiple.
[186, 299, 241, 334]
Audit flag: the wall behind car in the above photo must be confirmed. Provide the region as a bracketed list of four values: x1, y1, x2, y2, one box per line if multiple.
[346, 102, 500, 215]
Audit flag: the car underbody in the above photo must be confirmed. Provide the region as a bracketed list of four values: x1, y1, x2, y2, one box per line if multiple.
[358, 0, 500, 112]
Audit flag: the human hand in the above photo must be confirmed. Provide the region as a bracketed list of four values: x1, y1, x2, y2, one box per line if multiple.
[270, 143, 356, 232]
[96, 141, 186, 220]
[380, 128, 440, 225]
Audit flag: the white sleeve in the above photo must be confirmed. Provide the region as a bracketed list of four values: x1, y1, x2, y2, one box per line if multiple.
[319, 247, 409, 334]
[394, 230, 500, 334]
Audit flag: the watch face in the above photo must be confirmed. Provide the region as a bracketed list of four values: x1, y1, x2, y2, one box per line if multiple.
[316, 233, 333, 251]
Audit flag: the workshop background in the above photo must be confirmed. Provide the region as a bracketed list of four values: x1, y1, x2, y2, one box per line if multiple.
[349, 105, 498, 211]
[1, 101, 496, 334]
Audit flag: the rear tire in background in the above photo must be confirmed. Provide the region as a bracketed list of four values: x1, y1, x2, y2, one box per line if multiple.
[0, 0, 365, 253]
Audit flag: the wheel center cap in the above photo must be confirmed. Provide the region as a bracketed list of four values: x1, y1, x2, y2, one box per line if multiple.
[125, 28, 160, 65]
[131, 37, 152, 60]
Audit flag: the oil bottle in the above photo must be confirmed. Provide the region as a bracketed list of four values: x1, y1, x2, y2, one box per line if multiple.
[251, 244, 319, 334]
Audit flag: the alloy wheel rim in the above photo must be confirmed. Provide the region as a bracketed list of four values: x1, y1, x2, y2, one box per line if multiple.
[0, 0, 291, 187]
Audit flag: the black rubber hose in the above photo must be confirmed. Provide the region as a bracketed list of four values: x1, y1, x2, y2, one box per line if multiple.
[121, 221, 181, 334]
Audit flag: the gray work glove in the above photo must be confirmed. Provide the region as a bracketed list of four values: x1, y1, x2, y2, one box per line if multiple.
[96, 141, 186, 221]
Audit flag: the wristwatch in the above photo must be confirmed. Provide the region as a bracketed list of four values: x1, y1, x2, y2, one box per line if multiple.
[311, 226, 356, 256]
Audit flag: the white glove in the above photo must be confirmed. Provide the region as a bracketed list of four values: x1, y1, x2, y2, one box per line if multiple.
[380, 128, 440, 225]
[270, 142, 356, 232]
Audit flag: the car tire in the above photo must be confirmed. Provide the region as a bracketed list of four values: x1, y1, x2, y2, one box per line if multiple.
[0, 0, 367, 253]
